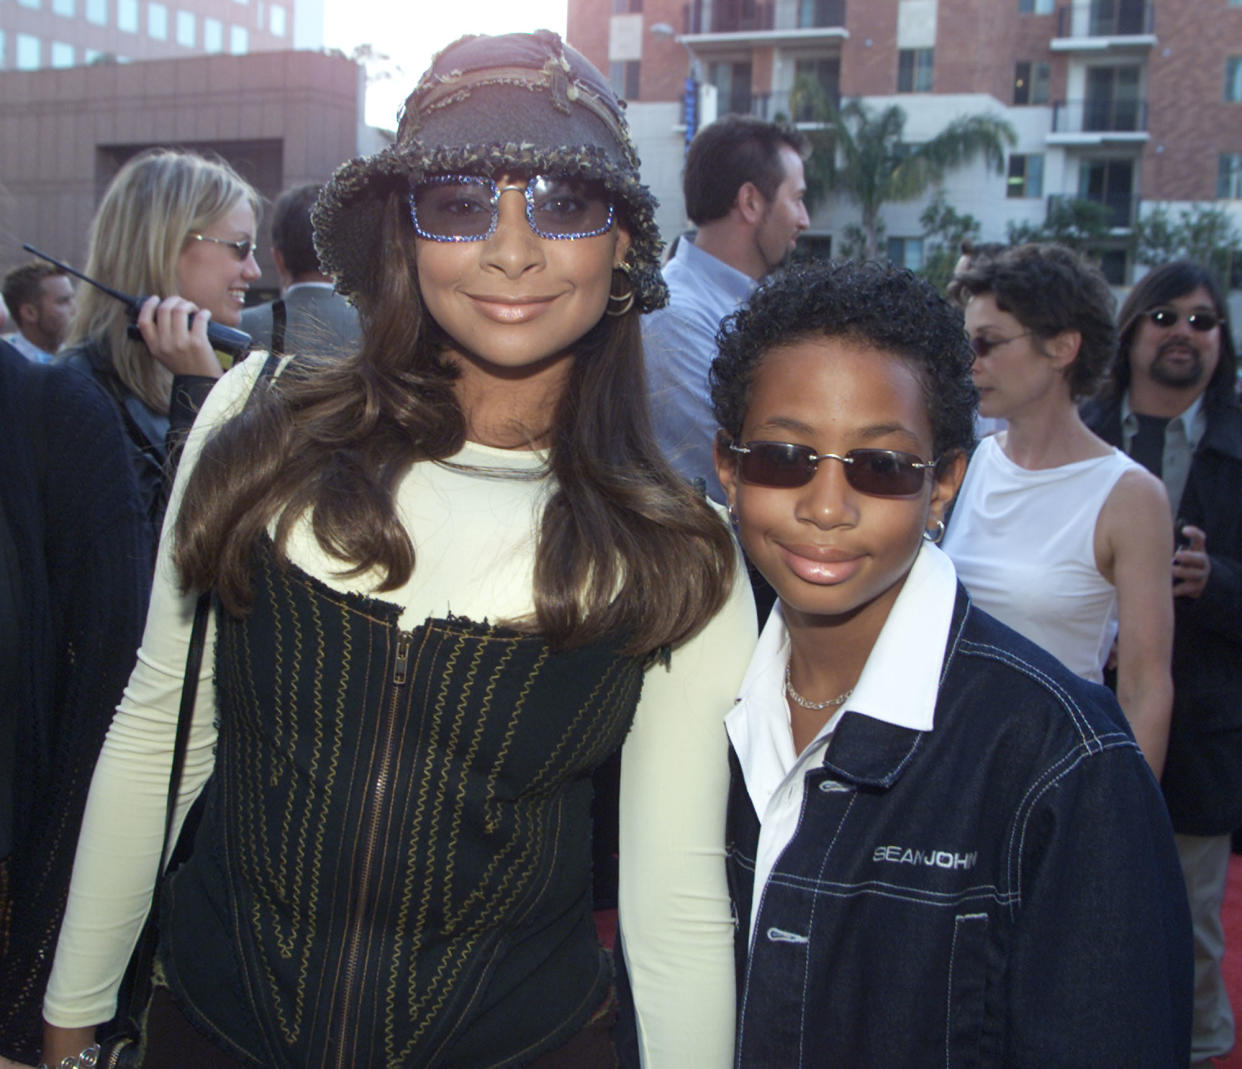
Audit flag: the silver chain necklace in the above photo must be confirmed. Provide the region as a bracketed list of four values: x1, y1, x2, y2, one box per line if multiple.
[784, 662, 854, 711]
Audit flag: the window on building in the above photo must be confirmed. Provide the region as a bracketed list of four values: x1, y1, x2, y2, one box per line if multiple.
[50, 40, 74, 66]
[1095, 247, 1126, 285]
[269, 3, 286, 35]
[1013, 61, 1050, 105]
[53, 0, 75, 16]
[176, 9, 194, 45]
[17, 34, 41, 68]
[887, 237, 924, 271]
[1080, 158, 1134, 227]
[0, 32, 6, 69]
[229, 24, 247, 52]
[148, 2, 167, 38]
[612, 0, 642, 11]
[798, 0, 843, 28]
[17, 0, 41, 10]
[1085, 65, 1142, 130]
[794, 56, 840, 120]
[1219, 153, 1242, 198]
[1228, 57, 1242, 102]
[204, 16, 222, 50]
[1018, 0, 1054, 12]
[793, 234, 833, 262]
[609, 60, 640, 100]
[86, 0, 106, 24]
[707, 60, 753, 116]
[1007, 153, 1044, 198]
[897, 48, 933, 93]
[118, 0, 138, 32]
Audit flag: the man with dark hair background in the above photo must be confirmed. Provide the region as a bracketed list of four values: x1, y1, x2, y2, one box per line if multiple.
[643, 115, 810, 504]
[242, 183, 360, 359]
[1, 262, 76, 364]
[1082, 260, 1242, 1068]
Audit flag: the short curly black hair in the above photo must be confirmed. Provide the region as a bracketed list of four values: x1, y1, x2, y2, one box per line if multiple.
[710, 259, 977, 464]
[955, 243, 1115, 402]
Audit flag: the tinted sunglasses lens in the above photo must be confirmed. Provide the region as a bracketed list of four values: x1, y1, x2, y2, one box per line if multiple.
[528, 176, 613, 237]
[844, 450, 928, 496]
[411, 179, 494, 239]
[738, 442, 817, 487]
[1187, 312, 1220, 332]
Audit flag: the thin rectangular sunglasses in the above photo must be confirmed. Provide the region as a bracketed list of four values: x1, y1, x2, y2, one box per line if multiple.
[1146, 308, 1225, 332]
[409, 174, 614, 242]
[728, 441, 937, 496]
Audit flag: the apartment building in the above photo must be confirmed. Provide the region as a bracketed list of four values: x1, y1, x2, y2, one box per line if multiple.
[567, 0, 1242, 282]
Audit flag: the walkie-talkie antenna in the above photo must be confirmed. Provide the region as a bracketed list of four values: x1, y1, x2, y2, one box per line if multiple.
[21, 242, 252, 359]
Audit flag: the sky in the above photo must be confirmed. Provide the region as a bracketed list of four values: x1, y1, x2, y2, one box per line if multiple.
[322, 0, 570, 130]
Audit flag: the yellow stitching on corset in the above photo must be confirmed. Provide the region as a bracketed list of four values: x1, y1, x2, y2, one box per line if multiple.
[483, 645, 548, 833]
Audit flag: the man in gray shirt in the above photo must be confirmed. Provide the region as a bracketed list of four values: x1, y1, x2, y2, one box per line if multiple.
[643, 117, 809, 503]
[243, 183, 361, 359]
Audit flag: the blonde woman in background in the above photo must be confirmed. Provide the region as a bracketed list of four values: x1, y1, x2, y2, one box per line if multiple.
[62, 148, 261, 554]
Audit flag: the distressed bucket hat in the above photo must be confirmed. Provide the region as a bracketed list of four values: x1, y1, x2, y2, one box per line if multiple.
[313, 29, 667, 313]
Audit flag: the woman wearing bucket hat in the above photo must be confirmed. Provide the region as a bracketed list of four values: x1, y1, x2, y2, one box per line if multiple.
[39, 30, 754, 1069]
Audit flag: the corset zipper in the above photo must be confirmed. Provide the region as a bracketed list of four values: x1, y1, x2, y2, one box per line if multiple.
[332, 630, 412, 1068]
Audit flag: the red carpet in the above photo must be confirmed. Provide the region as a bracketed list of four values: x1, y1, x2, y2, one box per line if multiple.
[1220, 854, 1242, 1067]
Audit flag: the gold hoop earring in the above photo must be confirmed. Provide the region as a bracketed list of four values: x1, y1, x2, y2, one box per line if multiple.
[923, 518, 946, 544]
[606, 263, 636, 317]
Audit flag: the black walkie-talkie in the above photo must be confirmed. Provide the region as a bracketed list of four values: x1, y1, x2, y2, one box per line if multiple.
[22, 243, 251, 361]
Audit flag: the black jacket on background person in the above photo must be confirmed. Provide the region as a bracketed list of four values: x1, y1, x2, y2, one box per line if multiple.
[0, 341, 150, 1062]
[1082, 394, 1242, 835]
[62, 334, 215, 562]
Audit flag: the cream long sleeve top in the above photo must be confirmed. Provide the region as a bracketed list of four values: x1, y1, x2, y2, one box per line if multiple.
[43, 355, 756, 1068]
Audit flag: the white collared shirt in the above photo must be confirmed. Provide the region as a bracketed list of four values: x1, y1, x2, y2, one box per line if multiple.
[3, 330, 55, 364]
[724, 542, 960, 942]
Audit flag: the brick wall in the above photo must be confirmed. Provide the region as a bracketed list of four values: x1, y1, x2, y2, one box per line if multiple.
[1143, 0, 1242, 200]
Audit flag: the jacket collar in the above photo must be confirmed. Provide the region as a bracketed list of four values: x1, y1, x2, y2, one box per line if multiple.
[820, 587, 970, 789]
[726, 545, 961, 809]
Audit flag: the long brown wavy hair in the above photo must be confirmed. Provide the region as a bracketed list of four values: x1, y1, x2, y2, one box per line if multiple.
[174, 191, 736, 655]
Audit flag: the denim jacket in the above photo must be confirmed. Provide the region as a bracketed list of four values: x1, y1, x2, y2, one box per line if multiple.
[726, 589, 1192, 1067]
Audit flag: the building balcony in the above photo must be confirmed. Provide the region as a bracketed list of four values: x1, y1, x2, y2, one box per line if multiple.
[1047, 191, 1139, 230]
[680, 0, 847, 49]
[1051, 1, 1156, 51]
[1047, 97, 1149, 144]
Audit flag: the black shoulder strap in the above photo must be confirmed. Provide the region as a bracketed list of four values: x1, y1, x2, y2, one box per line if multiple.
[271, 297, 287, 358]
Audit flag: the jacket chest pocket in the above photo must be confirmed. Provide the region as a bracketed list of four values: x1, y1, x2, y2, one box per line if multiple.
[947, 911, 989, 1069]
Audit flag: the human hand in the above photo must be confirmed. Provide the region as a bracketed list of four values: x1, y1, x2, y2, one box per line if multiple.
[1172, 525, 1210, 599]
[136, 295, 223, 378]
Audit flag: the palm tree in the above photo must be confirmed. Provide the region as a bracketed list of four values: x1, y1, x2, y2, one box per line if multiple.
[794, 87, 1016, 260]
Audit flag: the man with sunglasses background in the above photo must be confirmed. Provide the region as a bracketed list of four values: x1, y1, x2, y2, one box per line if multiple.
[643, 115, 810, 507]
[1083, 259, 1242, 1068]
[242, 184, 360, 360]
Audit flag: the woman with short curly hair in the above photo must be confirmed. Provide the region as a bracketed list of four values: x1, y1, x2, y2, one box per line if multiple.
[943, 242, 1174, 774]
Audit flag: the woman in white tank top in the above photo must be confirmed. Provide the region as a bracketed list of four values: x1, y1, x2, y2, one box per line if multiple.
[943, 244, 1174, 775]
